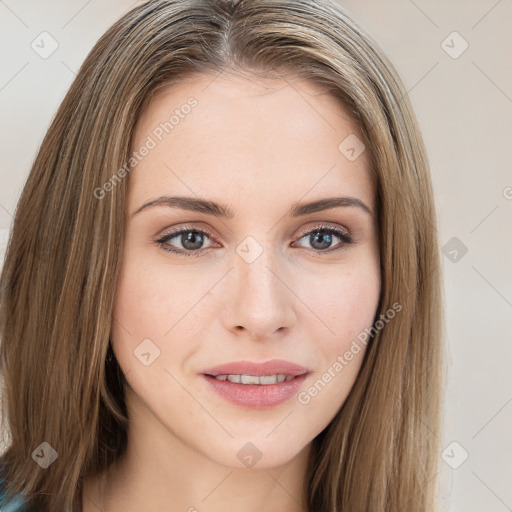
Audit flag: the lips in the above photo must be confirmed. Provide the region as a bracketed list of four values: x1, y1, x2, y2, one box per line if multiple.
[200, 358, 310, 378]
[200, 359, 311, 409]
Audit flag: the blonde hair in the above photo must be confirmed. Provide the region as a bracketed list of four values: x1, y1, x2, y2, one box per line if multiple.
[0, 0, 444, 510]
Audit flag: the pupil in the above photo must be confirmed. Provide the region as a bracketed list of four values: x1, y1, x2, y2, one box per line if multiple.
[311, 231, 332, 250]
[182, 231, 203, 250]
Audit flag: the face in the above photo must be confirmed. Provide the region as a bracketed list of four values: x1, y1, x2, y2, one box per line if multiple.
[110, 71, 381, 470]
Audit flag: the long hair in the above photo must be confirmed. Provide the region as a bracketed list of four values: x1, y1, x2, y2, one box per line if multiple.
[0, 1, 444, 510]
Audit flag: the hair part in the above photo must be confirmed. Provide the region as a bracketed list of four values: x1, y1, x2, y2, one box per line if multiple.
[0, 1, 444, 510]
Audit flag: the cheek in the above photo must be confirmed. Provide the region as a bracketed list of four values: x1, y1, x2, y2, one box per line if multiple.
[294, 261, 380, 415]
[292, 271, 379, 430]
[112, 250, 203, 336]
[109, 249, 199, 373]
[303, 260, 381, 347]
[110, 247, 228, 386]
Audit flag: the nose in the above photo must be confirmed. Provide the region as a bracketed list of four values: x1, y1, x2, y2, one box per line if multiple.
[221, 241, 296, 341]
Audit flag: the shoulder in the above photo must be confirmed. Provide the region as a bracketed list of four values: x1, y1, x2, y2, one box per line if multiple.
[0, 487, 28, 511]
[0, 462, 29, 512]
[0, 462, 77, 512]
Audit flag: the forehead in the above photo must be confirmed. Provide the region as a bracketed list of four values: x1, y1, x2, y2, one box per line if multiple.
[128, 72, 374, 212]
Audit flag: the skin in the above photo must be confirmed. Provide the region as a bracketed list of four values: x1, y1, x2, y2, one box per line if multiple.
[82, 71, 381, 512]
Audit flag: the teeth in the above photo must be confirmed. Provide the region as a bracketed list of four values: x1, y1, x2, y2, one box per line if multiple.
[213, 374, 294, 384]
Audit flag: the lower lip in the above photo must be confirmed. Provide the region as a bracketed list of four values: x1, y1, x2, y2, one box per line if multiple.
[201, 374, 309, 409]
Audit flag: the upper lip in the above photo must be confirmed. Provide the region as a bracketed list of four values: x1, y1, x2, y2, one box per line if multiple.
[201, 359, 310, 377]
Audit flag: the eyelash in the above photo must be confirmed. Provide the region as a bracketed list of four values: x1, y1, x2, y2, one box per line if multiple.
[155, 224, 354, 258]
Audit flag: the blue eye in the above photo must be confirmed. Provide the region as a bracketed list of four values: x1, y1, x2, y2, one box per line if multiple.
[294, 226, 354, 253]
[155, 225, 354, 257]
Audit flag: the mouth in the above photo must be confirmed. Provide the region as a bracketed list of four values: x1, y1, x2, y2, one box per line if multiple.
[199, 359, 311, 409]
[200, 358, 311, 380]
[202, 373, 306, 384]
[200, 363, 311, 409]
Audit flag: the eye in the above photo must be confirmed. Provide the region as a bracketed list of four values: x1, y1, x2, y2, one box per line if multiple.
[292, 225, 354, 254]
[155, 224, 354, 257]
[155, 227, 217, 257]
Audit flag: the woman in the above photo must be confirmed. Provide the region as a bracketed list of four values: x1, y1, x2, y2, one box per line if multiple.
[0, 0, 444, 510]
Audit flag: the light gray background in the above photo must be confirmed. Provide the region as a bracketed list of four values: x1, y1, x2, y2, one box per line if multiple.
[1, 1, 511, 511]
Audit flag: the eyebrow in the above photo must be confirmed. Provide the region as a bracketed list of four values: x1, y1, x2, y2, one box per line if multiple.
[130, 195, 372, 219]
